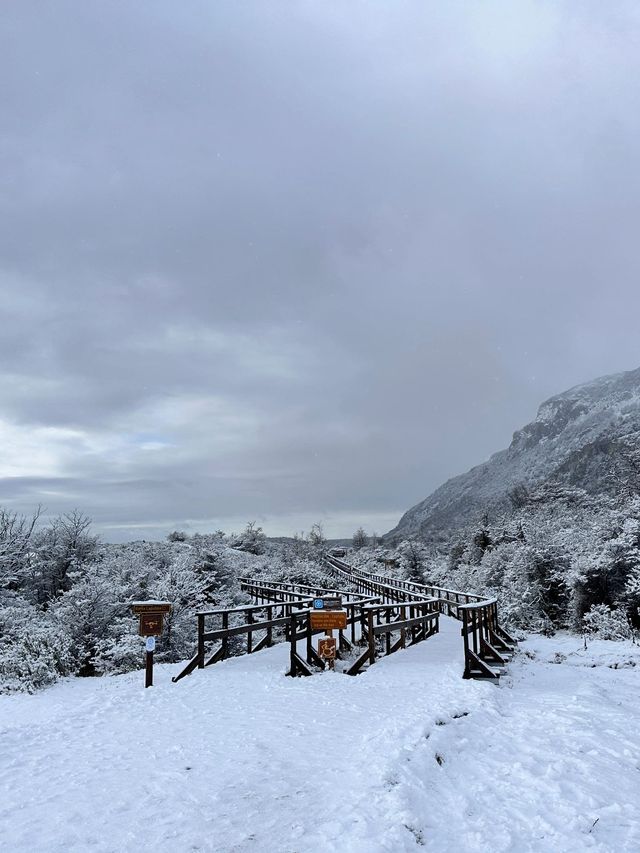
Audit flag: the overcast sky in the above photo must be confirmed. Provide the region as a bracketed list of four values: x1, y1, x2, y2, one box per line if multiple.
[2, 1, 640, 541]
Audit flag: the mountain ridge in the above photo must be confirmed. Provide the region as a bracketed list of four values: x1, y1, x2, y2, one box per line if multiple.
[386, 366, 640, 542]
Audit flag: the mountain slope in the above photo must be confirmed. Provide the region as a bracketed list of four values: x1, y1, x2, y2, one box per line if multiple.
[387, 366, 640, 542]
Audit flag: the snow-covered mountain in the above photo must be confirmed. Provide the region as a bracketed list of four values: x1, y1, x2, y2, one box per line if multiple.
[387, 367, 640, 542]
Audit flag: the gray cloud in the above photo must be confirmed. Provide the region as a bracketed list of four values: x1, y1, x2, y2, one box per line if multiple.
[2, 1, 640, 540]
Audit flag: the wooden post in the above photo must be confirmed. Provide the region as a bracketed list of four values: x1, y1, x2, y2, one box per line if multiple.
[247, 609, 254, 654]
[472, 610, 478, 655]
[197, 613, 205, 669]
[462, 609, 470, 678]
[368, 610, 375, 666]
[289, 612, 297, 673]
[266, 605, 273, 647]
[385, 608, 391, 655]
[145, 648, 153, 688]
[222, 611, 229, 660]
[306, 610, 313, 664]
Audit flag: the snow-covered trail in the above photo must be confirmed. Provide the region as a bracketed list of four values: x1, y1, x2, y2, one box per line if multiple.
[0, 619, 478, 852]
[0, 622, 638, 853]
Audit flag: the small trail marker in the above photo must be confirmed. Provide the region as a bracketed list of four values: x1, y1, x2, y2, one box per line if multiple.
[131, 601, 171, 688]
[318, 637, 336, 660]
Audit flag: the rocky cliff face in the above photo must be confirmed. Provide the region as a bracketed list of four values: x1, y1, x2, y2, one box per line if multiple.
[386, 367, 640, 542]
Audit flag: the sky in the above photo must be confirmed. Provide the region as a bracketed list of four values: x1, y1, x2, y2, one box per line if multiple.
[2, 1, 640, 542]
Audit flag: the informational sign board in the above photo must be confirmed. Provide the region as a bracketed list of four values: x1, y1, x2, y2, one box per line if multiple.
[318, 637, 336, 659]
[132, 602, 171, 638]
[145, 636, 156, 652]
[312, 596, 343, 610]
[139, 612, 164, 636]
[310, 610, 347, 631]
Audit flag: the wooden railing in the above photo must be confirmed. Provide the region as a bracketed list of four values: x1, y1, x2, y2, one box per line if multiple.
[241, 577, 379, 655]
[460, 599, 517, 678]
[173, 558, 515, 683]
[325, 556, 517, 680]
[238, 576, 368, 605]
[172, 596, 312, 682]
[327, 556, 486, 612]
[346, 599, 440, 675]
[241, 577, 441, 676]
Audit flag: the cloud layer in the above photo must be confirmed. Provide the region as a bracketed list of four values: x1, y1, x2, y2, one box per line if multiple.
[2, 2, 640, 540]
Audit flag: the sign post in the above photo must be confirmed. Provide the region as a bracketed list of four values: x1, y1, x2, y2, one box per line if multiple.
[131, 602, 171, 688]
[310, 597, 346, 670]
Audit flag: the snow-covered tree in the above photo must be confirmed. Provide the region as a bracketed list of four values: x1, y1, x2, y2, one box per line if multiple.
[352, 527, 368, 549]
[230, 521, 266, 555]
[397, 539, 427, 583]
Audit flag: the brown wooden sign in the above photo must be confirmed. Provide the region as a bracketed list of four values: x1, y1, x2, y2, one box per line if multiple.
[139, 612, 165, 636]
[318, 637, 336, 659]
[131, 601, 171, 641]
[310, 610, 347, 631]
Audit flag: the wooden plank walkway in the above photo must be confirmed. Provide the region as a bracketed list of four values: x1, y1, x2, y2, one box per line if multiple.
[173, 556, 517, 683]
[325, 556, 517, 679]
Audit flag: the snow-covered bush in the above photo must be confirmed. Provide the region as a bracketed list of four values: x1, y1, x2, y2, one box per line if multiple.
[52, 573, 128, 676]
[92, 619, 143, 675]
[582, 604, 634, 641]
[229, 521, 267, 555]
[148, 551, 213, 663]
[624, 566, 640, 629]
[0, 603, 75, 693]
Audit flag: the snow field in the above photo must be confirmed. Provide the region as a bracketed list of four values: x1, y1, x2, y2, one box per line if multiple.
[0, 620, 638, 852]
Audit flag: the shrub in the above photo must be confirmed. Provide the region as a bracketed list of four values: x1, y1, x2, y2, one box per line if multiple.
[0, 605, 75, 693]
[583, 604, 633, 641]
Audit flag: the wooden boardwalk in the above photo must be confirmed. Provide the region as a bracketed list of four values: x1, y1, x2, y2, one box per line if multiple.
[326, 556, 517, 679]
[173, 556, 516, 683]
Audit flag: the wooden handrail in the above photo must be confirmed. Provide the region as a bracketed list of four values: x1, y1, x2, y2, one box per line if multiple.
[324, 555, 517, 680]
[197, 598, 312, 617]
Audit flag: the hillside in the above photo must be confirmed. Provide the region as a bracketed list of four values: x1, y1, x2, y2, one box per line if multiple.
[387, 367, 640, 542]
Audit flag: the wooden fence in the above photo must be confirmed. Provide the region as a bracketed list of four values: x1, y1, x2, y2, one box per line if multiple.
[240, 578, 441, 676]
[172, 596, 312, 683]
[346, 599, 440, 675]
[460, 599, 517, 678]
[325, 556, 517, 679]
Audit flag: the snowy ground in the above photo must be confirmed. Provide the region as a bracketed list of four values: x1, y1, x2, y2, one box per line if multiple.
[0, 619, 639, 853]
